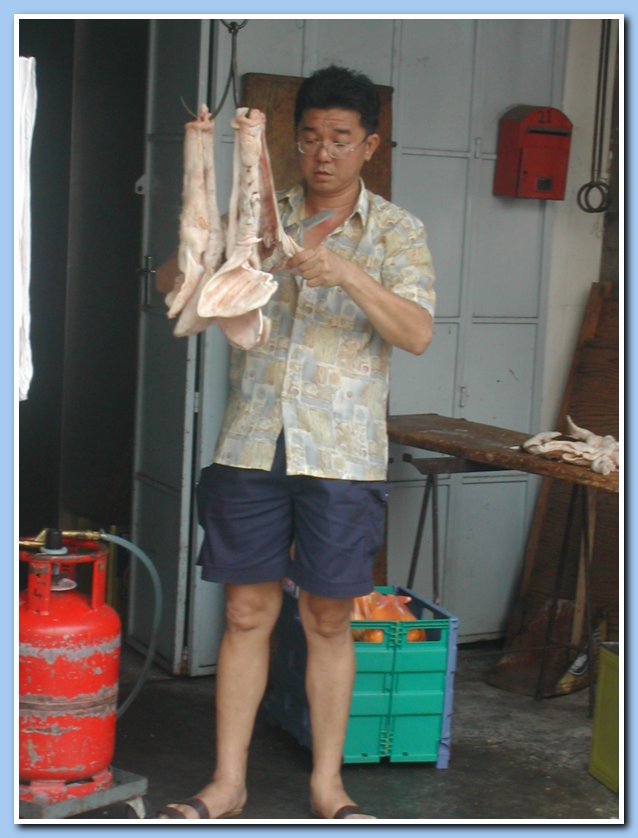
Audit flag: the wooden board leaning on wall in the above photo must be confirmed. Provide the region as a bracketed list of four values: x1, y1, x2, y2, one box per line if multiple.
[488, 281, 619, 697]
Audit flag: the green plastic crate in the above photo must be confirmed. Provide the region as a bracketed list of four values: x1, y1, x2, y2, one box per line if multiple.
[264, 586, 458, 767]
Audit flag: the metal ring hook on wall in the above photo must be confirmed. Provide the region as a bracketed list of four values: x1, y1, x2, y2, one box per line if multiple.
[577, 20, 613, 214]
[577, 181, 611, 214]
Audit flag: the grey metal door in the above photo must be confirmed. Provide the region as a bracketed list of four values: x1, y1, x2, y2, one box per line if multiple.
[129, 19, 225, 675]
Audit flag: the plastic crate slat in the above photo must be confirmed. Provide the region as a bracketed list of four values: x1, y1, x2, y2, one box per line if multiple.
[390, 693, 446, 714]
[349, 694, 392, 715]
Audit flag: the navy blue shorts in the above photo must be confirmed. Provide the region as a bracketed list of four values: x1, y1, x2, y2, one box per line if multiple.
[196, 434, 387, 598]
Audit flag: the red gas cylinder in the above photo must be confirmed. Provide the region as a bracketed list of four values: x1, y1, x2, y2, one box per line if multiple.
[19, 531, 121, 804]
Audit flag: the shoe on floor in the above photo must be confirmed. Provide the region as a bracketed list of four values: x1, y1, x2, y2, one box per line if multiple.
[312, 804, 377, 819]
[159, 796, 243, 819]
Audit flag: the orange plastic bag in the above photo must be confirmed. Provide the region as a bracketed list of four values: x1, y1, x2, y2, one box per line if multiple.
[351, 595, 371, 641]
[351, 592, 384, 642]
[351, 592, 426, 643]
[369, 593, 426, 642]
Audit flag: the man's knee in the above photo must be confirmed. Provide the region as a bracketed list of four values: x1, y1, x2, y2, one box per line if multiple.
[299, 593, 353, 640]
[224, 582, 283, 634]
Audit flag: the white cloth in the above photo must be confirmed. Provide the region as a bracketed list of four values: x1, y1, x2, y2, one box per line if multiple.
[18, 57, 37, 401]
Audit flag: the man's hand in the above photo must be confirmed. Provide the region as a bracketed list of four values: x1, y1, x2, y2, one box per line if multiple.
[286, 246, 352, 289]
[286, 246, 432, 356]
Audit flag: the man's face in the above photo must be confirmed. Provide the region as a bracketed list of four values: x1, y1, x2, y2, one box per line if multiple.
[296, 108, 379, 198]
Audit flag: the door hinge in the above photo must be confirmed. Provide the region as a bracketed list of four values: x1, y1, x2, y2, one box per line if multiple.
[193, 391, 200, 414]
[134, 173, 148, 196]
[458, 385, 468, 409]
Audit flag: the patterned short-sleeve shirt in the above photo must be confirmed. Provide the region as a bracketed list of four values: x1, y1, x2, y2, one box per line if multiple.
[213, 181, 435, 480]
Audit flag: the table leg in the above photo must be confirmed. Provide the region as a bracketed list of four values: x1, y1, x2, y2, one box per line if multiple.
[407, 476, 432, 590]
[406, 475, 442, 603]
[535, 482, 580, 700]
[431, 474, 440, 604]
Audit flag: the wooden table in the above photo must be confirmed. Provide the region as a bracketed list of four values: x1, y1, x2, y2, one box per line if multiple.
[387, 413, 619, 710]
[388, 413, 618, 493]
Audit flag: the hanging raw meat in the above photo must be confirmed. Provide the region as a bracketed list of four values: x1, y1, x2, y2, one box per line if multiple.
[164, 105, 298, 347]
[196, 107, 301, 319]
[165, 104, 222, 322]
[163, 106, 267, 348]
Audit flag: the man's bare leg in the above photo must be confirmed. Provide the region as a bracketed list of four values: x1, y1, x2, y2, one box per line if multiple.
[299, 592, 374, 819]
[160, 580, 283, 819]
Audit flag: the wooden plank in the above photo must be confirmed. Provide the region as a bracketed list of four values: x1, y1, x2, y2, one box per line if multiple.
[502, 281, 619, 669]
[554, 281, 615, 425]
[510, 282, 618, 623]
[387, 413, 618, 493]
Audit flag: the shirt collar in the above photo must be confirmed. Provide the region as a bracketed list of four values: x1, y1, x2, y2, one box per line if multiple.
[280, 179, 370, 227]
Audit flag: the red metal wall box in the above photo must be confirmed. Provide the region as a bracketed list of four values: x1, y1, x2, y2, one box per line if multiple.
[493, 106, 572, 200]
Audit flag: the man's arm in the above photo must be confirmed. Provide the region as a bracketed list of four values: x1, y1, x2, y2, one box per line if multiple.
[286, 246, 433, 356]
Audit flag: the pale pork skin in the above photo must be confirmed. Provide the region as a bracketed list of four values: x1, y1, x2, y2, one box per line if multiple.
[165, 106, 298, 349]
[163, 106, 264, 347]
[523, 416, 619, 475]
[197, 108, 301, 320]
[256, 114, 303, 270]
[166, 105, 219, 319]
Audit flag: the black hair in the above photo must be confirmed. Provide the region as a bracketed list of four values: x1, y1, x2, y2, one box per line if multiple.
[294, 65, 380, 135]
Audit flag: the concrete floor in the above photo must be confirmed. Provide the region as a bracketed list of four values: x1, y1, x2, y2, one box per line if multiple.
[64, 640, 621, 825]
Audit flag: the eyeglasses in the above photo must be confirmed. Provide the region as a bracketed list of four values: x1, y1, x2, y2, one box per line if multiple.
[296, 137, 368, 160]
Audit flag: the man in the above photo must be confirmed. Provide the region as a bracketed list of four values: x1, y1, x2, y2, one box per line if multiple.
[160, 65, 435, 820]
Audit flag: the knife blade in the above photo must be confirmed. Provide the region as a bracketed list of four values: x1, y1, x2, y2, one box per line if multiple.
[284, 210, 334, 245]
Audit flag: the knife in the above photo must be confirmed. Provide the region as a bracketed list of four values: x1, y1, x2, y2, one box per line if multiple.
[284, 210, 334, 246]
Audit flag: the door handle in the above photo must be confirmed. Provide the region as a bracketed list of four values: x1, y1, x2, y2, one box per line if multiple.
[137, 255, 156, 307]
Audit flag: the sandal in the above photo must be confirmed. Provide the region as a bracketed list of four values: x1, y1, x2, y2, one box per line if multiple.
[311, 804, 377, 819]
[159, 796, 244, 819]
